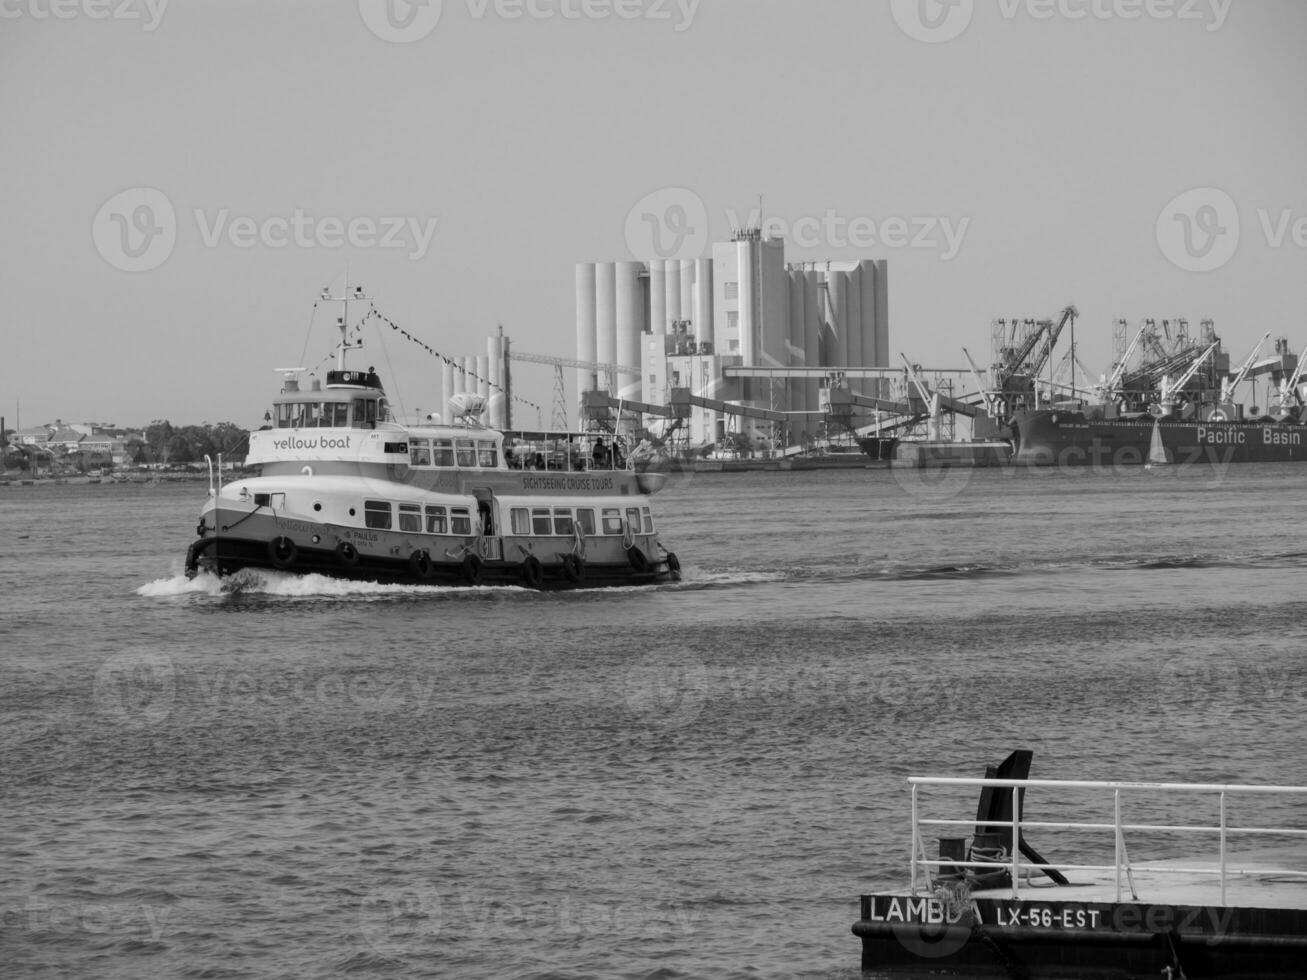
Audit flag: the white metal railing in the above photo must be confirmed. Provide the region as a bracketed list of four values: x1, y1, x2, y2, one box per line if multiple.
[908, 776, 1307, 905]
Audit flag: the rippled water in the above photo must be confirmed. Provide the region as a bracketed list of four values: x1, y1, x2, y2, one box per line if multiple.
[3, 464, 1306, 979]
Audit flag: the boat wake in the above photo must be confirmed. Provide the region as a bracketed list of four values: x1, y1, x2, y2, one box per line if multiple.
[135, 569, 521, 600]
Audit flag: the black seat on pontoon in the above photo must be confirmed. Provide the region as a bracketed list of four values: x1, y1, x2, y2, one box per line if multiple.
[973, 749, 1069, 885]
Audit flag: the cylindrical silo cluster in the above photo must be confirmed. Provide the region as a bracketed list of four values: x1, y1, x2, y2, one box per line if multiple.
[575, 260, 648, 403]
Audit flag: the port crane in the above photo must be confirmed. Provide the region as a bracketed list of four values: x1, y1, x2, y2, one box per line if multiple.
[504, 345, 639, 430]
[1271, 342, 1307, 416]
[1153, 341, 1219, 415]
[1218, 331, 1272, 405]
[1098, 322, 1149, 402]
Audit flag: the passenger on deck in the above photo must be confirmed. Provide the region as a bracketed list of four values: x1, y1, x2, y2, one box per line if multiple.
[534, 453, 546, 470]
[592, 438, 609, 469]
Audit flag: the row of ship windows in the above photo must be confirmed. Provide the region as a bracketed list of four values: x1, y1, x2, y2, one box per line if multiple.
[362, 501, 654, 536]
[408, 438, 499, 468]
[276, 399, 382, 428]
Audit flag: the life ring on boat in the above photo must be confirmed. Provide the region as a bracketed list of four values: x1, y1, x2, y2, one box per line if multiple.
[626, 545, 650, 574]
[408, 549, 434, 580]
[520, 554, 544, 589]
[461, 553, 482, 585]
[336, 541, 359, 566]
[268, 536, 298, 569]
[561, 552, 585, 584]
[666, 552, 681, 582]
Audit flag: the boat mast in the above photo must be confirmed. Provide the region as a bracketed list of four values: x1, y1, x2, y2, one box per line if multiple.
[325, 272, 367, 373]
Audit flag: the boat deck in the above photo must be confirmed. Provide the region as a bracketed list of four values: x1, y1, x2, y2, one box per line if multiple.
[935, 852, 1307, 910]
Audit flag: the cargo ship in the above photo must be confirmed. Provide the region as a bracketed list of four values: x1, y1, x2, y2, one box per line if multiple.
[852, 750, 1307, 978]
[1006, 409, 1307, 467]
[974, 313, 1307, 467]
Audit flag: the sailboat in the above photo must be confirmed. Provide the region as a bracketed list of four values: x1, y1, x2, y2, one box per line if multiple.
[1145, 419, 1168, 468]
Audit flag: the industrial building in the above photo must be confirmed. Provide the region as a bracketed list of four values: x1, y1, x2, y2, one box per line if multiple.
[437, 228, 889, 451]
[574, 229, 889, 446]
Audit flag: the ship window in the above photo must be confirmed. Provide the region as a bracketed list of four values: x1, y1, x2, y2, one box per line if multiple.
[425, 505, 447, 534]
[398, 503, 421, 532]
[327, 402, 349, 427]
[553, 508, 574, 536]
[642, 506, 654, 533]
[601, 508, 623, 534]
[275, 403, 293, 428]
[432, 439, 454, 466]
[455, 439, 476, 467]
[383, 442, 408, 454]
[364, 500, 392, 530]
[476, 440, 498, 468]
[450, 507, 472, 536]
[626, 507, 641, 533]
[351, 399, 367, 427]
[364, 399, 379, 425]
[531, 508, 552, 535]
[575, 508, 596, 536]
[409, 440, 431, 466]
[510, 507, 530, 534]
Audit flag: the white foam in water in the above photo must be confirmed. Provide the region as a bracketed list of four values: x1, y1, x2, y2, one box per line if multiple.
[136, 570, 226, 597]
[136, 568, 516, 599]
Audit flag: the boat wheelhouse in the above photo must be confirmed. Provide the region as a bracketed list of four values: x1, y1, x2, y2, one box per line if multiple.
[184, 284, 681, 588]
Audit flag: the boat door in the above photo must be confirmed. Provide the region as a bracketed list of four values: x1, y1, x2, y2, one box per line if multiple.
[472, 488, 502, 561]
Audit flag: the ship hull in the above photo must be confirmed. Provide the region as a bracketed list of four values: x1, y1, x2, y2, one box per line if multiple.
[1009, 410, 1307, 466]
[854, 893, 1307, 978]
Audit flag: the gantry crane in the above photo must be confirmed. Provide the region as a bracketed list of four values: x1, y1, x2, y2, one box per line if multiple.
[503, 344, 639, 430]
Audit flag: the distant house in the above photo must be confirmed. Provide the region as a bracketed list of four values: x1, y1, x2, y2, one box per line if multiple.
[79, 435, 114, 455]
[46, 427, 86, 453]
[13, 426, 51, 447]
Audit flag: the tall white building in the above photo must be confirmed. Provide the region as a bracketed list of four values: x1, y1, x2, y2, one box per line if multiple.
[575, 230, 889, 446]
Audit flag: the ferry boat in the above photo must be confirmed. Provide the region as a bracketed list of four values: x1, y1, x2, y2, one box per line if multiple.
[853, 751, 1307, 978]
[183, 284, 682, 589]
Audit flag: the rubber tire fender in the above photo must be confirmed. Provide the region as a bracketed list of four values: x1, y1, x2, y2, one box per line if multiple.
[626, 546, 650, 574]
[561, 552, 585, 584]
[666, 551, 681, 582]
[461, 553, 483, 585]
[408, 549, 434, 580]
[269, 536, 298, 569]
[336, 541, 360, 566]
[520, 554, 544, 589]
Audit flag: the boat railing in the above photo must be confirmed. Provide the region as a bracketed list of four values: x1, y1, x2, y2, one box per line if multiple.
[908, 776, 1307, 905]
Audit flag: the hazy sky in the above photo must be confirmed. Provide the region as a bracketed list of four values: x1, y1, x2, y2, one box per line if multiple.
[2, 0, 1305, 430]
